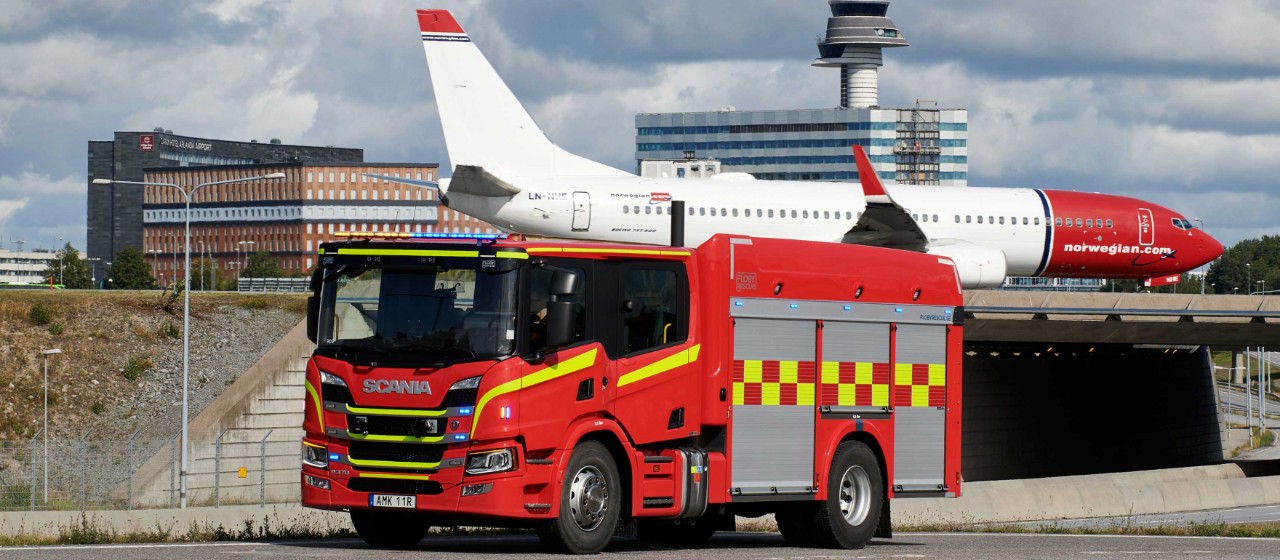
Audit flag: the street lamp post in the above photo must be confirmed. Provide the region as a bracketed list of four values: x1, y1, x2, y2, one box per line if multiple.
[147, 249, 160, 286]
[41, 348, 61, 502]
[1256, 280, 1265, 296]
[92, 172, 285, 508]
[1247, 263, 1252, 296]
[57, 236, 63, 286]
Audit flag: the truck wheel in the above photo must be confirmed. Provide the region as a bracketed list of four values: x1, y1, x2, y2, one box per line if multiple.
[537, 441, 621, 554]
[774, 504, 815, 546]
[807, 440, 884, 549]
[350, 509, 430, 549]
[636, 518, 718, 543]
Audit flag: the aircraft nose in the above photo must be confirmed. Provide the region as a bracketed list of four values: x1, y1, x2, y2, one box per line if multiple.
[1200, 231, 1224, 264]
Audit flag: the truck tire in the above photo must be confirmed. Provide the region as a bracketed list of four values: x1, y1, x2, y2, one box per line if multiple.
[806, 440, 884, 549]
[774, 505, 815, 546]
[636, 518, 718, 543]
[537, 441, 622, 554]
[350, 509, 430, 549]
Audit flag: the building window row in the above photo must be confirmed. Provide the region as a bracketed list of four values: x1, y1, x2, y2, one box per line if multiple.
[637, 138, 921, 152]
[637, 122, 965, 136]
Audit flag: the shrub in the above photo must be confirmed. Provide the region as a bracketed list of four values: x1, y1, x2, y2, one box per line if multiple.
[158, 321, 181, 339]
[91, 402, 105, 415]
[28, 303, 53, 326]
[122, 356, 152, 381]
[48, 322, 64, 335]
[242, 296, 270, 310]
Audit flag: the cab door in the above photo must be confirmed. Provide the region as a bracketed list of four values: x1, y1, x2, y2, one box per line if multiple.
[572, 191, 591, 231]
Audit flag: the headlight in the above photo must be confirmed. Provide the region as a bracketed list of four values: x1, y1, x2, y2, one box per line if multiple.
[302, 443, 329, 469]
[304, 475, 330, 490]
[320, 371, 346, 387]
[450, 376, 481, 391]
[466, 448, 515, 475]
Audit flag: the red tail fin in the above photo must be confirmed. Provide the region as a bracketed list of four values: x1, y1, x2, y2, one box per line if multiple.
[417, 9, 465, 34]
[852, 145, 886, 196]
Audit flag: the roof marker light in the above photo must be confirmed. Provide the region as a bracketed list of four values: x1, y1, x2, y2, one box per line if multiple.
[333, 232, 508, 241]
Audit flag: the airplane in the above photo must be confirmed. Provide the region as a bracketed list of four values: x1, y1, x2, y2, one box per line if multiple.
[397, 9, 1223, 289]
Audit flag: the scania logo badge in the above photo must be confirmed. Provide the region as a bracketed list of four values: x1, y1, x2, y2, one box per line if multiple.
[362, 379, 432, 395]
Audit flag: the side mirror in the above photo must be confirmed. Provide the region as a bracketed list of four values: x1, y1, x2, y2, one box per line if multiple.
[544, 301, 576, 349]
[549, 269, 580, 297]
[306, 295, 319, 343]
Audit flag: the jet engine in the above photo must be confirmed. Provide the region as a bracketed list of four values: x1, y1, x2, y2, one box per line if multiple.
[926, 243, 1008, 289]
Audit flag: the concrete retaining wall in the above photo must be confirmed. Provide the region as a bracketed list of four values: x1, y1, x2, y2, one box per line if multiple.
[127, 320, 312, 506]
[895, 463, 1280, 524]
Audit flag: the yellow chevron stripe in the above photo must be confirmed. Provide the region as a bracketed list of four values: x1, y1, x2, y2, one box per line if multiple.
[305, 379, 324, 431]
[618, 344, 701, 387]
[473, 348, 599, 430]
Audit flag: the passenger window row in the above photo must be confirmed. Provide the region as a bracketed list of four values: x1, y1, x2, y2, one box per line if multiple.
[1054, 217, 1114, 229]
[622, 205, 859, 221]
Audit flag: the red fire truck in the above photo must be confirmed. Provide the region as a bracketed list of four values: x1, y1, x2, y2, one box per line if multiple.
[300, 231, 962, 553]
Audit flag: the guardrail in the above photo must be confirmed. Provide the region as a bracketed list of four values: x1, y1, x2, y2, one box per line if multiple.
[237, 277, 308, 293]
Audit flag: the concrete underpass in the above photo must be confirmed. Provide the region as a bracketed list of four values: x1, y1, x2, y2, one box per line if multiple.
[959, 291, 1280, 482]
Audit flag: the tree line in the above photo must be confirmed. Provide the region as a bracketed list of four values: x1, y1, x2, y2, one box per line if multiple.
[40, 243, 306, 290]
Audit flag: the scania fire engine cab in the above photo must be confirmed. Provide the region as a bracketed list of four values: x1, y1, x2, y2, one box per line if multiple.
[300, 232, 963, 553]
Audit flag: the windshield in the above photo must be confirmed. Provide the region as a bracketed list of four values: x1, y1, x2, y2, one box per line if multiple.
[320, 265, 518, 362]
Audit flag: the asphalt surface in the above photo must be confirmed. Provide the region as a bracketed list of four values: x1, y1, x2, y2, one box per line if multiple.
[2, 532, 1279, 560]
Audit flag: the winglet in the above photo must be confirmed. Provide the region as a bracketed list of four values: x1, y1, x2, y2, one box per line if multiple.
[417, 9, 465, 34]
[852, 145, 887, 197]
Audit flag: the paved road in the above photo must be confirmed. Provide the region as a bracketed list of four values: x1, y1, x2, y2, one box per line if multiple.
[2, 532, 1278, 560]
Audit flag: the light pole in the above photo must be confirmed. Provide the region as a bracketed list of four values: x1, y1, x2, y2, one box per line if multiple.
[147, 249, 161, 286]
[1194, 219, 1205, 294]
[197, 240, 205, 291]
[87, 257, 100, 289]
[237, 240, 256, 286]
[1257, 280, 1266, 296]
[41, 348, 61, 502]
[93, 172, 285, 508]
[57, 236, 63, 286]
[1247, 263, 1252, 296]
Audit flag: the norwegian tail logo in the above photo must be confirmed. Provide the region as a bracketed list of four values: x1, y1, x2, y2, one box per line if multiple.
[416, 10, 629, 179]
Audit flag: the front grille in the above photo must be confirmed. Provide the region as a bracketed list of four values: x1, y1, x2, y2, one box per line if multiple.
[348, 440, 446, 464]
[440, 388, 478, 408]
[322, 384, 353, 405]
[350, 415, 442, 437]
[348, 478, 443, 495]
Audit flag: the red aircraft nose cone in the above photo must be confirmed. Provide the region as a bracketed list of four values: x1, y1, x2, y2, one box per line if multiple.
[1200, 233, 1224, 264]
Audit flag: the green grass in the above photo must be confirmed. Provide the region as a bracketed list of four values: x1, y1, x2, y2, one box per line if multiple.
[900, 520, 1280, 538]
[122, 356, 152, 381]
[0, 513, 355, 546]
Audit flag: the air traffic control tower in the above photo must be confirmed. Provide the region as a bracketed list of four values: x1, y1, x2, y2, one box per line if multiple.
[635, 1, 967, 186]
[814, 0, 908, 109]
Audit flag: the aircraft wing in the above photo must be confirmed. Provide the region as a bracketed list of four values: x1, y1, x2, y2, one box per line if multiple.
[839, 145, 929, 252]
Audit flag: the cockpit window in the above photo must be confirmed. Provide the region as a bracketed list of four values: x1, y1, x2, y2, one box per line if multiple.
[1172, 218, 1194, 230]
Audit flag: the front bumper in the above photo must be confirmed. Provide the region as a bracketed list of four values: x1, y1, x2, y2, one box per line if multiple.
[301, 439, 560, 520]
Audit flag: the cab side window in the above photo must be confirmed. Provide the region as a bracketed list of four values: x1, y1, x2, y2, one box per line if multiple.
[527, 264, 588, 350]
[621, 266, 687, 355]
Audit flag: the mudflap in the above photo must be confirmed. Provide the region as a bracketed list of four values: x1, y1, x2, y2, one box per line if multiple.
[874, 499, 892, 539]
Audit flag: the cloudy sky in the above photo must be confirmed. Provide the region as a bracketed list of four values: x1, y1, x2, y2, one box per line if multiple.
[2, 0, 1278, 253]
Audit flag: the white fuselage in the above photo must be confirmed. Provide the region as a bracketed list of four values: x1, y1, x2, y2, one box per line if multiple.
[445, 175, 1052, 277]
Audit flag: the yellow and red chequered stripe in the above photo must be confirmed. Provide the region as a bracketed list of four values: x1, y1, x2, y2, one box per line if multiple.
[732, 360, 816, 405]
[893, 363, 946, 407]
[819, 361, 890, 407]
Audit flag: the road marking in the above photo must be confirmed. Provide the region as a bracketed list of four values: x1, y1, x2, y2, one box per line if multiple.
[906, 532, 1280, 542]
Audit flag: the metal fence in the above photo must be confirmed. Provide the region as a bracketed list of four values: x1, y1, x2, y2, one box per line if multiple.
[237, 277, 309, 293]
[0, 430, 302, 511]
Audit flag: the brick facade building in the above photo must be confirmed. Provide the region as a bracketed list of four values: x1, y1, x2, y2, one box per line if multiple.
[142, 162, 499, 286]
